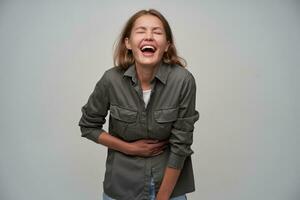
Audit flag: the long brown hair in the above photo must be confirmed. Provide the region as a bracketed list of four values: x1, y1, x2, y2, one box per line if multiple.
[113, 9, 186, 69]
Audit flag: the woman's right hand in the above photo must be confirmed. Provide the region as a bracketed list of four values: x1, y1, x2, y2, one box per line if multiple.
[126, 139, 169, 157]
[98, 131, 168, 157]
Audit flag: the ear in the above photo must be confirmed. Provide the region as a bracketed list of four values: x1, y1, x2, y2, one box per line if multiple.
[165, 41, 170, 52]
[125, 37, 132, 50]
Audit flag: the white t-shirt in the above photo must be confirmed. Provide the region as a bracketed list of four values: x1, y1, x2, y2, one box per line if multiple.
[142, 89, 152, 108]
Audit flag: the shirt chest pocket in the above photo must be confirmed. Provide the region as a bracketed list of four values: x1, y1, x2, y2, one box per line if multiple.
[109, 105, 138, 141]
[153, 107, 178, 138]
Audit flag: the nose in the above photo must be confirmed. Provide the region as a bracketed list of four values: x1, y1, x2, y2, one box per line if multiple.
[145, 31, 153, 40]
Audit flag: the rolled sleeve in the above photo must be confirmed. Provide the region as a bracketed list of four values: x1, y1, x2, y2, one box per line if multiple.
[168, 73, 199, 169]
[78, 71, 110, 143]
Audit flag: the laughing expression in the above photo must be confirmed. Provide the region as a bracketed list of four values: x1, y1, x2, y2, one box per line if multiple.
[125, 15, 170, 68]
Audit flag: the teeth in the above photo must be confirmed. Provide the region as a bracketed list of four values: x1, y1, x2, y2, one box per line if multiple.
[141, 45, 155, 51]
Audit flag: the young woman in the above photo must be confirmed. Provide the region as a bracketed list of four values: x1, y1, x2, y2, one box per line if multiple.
[79, 9, 199, 200]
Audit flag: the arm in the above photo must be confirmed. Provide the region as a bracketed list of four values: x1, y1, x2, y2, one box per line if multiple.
[157, 73, 199, 199]
[156, 167, 181, 200]
[79, 71, 109, 143]
[79, 72, 167, 156]
[98, 131, 168, 157]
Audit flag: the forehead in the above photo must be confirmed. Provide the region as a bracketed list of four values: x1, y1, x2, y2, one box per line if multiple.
[133, 14, 164, 29]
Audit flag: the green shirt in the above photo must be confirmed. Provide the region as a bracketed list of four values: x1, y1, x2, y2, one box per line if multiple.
[79, 63, 199, 200]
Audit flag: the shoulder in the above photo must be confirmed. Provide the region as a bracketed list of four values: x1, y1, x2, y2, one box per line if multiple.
[168, 64, 195, 83]
[98, 66, 125, 81]
[103, 66, 125, 78]
[95, 66, 125, 87]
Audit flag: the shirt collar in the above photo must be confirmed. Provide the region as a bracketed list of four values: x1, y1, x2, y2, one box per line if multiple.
[123, 64, 138, 84]
[123, 62, 170, 85]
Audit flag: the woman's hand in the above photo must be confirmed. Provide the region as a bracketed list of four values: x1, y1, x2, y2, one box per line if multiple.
[98, 131, 168, 157]
[126, 139, 169, 157]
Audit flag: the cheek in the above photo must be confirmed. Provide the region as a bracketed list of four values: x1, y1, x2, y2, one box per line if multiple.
[131, 47, 142, 58]
[158, 44, 169, 53]
[156, 38, 168, 48]
[130, 35, 143, 45]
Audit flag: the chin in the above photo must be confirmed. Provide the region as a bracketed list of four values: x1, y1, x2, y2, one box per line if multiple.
[138, 61, 159, 68]
[136, 57, 162, 67]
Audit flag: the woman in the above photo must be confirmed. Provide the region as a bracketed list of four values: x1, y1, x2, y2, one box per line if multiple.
[79, 9, 199, 200]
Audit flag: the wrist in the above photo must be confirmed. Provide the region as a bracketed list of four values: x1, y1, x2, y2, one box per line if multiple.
[122, 141, 134, 155]
[156, 191, 170, 200]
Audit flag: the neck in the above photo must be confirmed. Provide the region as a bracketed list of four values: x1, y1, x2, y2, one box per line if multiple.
[135, 63, 159, 90]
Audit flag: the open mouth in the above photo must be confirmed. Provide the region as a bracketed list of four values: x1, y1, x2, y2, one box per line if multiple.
[140, 45, 156, 55]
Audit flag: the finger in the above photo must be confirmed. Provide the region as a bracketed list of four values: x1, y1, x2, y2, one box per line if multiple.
[159, 145, 168, 151]
[151, 150, 164, 156]
[145, 139, 159, 144]
[151, 141, 169, 148]
[152, 145, 167, 153]
[157, 140, 169, 145]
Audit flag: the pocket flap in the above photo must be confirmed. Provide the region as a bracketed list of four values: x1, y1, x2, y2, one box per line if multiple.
[110, 105, 137, 123]
[154, 108, 178, 123]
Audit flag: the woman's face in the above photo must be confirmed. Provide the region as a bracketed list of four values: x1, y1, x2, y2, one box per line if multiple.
[125, 15, 170, 68]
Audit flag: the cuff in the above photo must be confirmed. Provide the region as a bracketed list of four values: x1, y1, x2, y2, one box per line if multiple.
[167, 152, 187, 169]
[81, 127, 106, 143]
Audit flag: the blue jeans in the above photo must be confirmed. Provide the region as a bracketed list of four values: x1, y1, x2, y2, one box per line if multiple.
[103, 177, 187, 200]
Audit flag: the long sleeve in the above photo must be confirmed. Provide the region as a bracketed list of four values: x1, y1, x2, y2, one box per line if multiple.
[78, 72, 110, 143]
[168, 72, 199, 169]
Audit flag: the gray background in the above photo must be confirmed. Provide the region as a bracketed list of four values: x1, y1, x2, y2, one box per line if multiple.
[0, 0, 299, 200]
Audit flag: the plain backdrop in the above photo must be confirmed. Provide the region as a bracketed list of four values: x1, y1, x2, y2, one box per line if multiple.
[0, 1, 299, 200]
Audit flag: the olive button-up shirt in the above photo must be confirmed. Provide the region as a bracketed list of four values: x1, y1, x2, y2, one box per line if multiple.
[79, 63, 199, 200]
